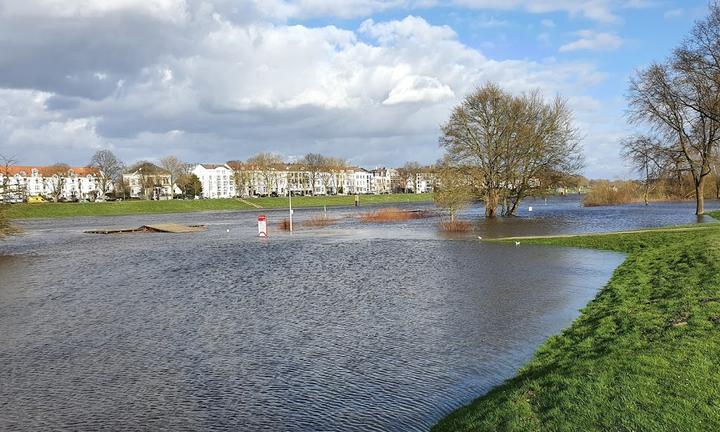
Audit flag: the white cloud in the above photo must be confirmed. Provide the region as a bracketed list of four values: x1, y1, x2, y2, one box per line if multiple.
[0, 3, 620, 174]
[663, 8, 683, 19]
[1, 0, 189, 21]
[559, 30, 623, 52]
[541, 18, 555, 27]
[383, 75, 455, 105]
[450, 0, 618, 23]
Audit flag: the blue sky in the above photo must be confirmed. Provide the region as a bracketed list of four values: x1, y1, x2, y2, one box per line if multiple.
[0, 0, 713, 178]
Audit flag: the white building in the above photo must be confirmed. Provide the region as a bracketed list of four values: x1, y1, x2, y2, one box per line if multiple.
[123, 162, 173, 200]
[350, 168, 373, 194]
[192, 164, 236, 198]
[371, 168, 393, 194]
[0, 165, 104, 202]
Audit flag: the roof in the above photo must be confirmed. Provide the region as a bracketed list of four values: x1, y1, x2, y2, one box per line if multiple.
[198, 163, 230, 170]
[126, 162, 170, 176]
[1, 165, 101, 177]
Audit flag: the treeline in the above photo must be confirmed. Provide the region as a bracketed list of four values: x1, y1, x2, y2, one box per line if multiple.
[622, 3, 720, 215]
[584, 174, 720, 207]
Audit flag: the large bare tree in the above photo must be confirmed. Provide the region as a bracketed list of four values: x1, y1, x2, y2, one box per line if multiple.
[89, 149, 124, 196]
[301, 153, 326, 195]
[628, 4, 720, 215]
[227, 160, 253, 197]
[440, 83, 581, 217]
[159, 155, 188, 192]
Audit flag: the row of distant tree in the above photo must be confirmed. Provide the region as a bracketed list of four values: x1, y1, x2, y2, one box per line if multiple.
[620, 3, 720, 215]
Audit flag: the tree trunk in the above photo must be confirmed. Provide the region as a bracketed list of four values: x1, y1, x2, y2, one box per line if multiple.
[695, 175, 706, 215]
[485, 189, 499, 218]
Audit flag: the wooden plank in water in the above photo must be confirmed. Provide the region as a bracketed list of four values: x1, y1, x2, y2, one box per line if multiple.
[85, 224, 207, 234]
[141, 224, 207, 233]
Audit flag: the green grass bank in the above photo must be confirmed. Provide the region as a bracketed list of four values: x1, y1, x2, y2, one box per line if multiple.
[4, 193, 432, 219]
[434, 217, 720, 431]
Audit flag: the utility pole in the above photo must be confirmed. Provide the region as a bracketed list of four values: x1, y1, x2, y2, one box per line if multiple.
[288, 190, 293, 232]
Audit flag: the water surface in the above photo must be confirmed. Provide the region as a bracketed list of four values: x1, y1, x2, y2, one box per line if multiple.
[1, 197, 708, 431]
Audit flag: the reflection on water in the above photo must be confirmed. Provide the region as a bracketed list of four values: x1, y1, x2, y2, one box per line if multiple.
[0, 197, 708, 431]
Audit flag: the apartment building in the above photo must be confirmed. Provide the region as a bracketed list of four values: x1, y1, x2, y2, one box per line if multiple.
[0, 165, 103, 201]
[192, 164, 236, 198]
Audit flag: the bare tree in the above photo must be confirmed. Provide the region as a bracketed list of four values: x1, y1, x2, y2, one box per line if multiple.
[43, 163, 71, 202]
[320, 157, 347, 194]
[628, 5, 720, 215]
[434, 158, 473, 221]
[247, 153, 284, 195]
[440, 83, 582, 217]
[159, 155, 188, 193]
[89, 150, 124, 196]
[301, 153, 327, 195]
[400, 161, 422, 193]
[0, 153, 18, 202]
[621, 135, 671, 205]
[227, 160, 253, 197]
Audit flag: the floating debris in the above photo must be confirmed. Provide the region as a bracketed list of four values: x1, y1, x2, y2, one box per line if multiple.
[85, 224, 207, 234]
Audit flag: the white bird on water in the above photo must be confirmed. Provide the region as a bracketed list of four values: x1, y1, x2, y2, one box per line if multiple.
[515, 241, 521, 246]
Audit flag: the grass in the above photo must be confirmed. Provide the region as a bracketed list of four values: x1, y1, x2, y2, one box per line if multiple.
[433, 216, 720, 432]
[3, 193, 432, 219]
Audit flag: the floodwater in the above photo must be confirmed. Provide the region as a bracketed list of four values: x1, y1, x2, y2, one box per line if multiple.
[0, 196, 714, 431]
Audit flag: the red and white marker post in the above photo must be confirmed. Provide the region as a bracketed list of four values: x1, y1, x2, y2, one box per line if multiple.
[257, 215, 268, 237]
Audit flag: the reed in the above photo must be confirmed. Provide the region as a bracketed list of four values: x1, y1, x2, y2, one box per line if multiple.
[303, 215, 338, 227]
[583, 181, 640, 207]
[277, 218, 292, 231]
[359, 208, 433, 223]
[438, 219, 472, 232]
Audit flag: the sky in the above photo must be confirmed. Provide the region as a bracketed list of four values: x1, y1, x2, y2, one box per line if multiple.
[0, 0, 712, 178]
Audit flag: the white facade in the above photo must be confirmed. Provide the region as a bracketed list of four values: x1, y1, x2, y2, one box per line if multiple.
[192, 164, 236, 198]
[1, 166, 104, 201]
[190, 163, 435, 198]
[123, 164, 173, 200]
[351, 169, 373, 194]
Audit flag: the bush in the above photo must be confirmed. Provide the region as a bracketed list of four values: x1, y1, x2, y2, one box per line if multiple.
[359, 208, 434, 223]
[277, 218, 292, 231]
[303, 215, 338, 227]
[583, 181, 640, 207]
[439, 219, 472, 232]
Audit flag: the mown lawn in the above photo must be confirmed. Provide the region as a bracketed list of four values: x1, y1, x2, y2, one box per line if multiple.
[4, 193, 433, 219]
[434, 217, 720, 431]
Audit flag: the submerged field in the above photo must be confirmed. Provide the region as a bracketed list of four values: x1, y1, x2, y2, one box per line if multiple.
[434, 216, 720, 431]
[3, 193, 432, 219]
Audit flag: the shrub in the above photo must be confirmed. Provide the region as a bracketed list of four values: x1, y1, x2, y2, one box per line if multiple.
[359, 208, 434, 223]
[277, 218, 292, 231]
[583, 181, 641, 207]
[303, 215, 338, 227]
[439, 219, 472, 232]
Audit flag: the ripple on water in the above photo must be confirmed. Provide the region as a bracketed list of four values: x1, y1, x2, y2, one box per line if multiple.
[0, 199, 650, 431]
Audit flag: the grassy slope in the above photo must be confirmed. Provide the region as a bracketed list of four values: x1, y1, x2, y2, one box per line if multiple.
[434, 218, 720, 431]
[5, 193, 432, 219]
